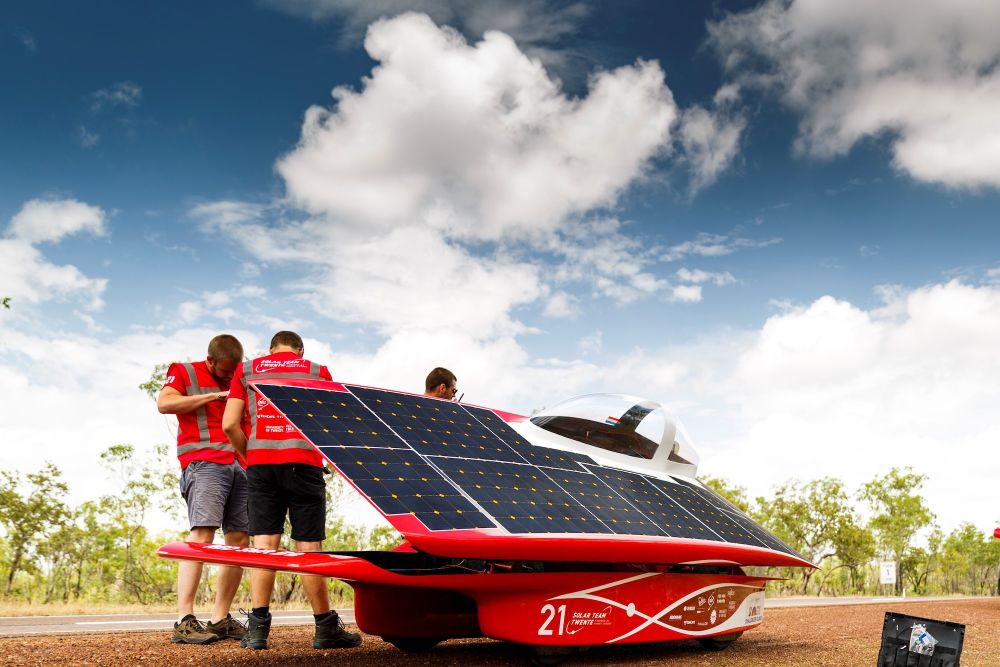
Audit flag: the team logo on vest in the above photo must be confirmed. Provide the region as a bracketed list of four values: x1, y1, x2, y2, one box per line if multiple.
[254, 358, 307, 373]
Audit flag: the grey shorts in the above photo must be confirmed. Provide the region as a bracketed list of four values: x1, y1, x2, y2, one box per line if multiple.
[179, 460, 249, 533]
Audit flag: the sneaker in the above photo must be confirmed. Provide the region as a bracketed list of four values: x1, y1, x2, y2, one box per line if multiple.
[171, 614, 220, 645]
[205, 614, 247, 641]
[313, 612, 362, 649]
[239, 609, 271, 650]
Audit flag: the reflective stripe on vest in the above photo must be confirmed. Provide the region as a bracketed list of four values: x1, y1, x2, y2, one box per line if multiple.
[180, 362, 219, 452]
[243, 359, 323, 455]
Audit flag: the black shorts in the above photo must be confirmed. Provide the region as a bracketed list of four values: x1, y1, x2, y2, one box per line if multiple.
[246, 463, 326, 542]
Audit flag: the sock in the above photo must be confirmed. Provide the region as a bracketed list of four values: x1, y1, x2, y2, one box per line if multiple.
[314, 611, 334, 623]
[252, 606, 270, 618]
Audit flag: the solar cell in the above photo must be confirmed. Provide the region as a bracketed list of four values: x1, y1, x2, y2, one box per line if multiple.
[586, 466, 717, 540]
[255, 384, 408, 450]
[646, 476, 770, 549]
[430, 457, 609, 534]
[668, 476, 797, 556]
[463, 405, 597, 471]
[328, 447, 495, 531]
[547, 467, 663, 536]
[347, 386, 529, 464]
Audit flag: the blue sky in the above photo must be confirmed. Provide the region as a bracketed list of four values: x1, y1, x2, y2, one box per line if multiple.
[2, 0, 999, 537]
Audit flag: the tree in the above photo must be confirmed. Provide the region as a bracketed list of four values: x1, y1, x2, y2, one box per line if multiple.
[0, 463, 70, 595]
[138, 363, 169, 401]
[861, 467, 934, 595]
[755, 477, 857, 594]
[1, 297, 10, 309]
[92, 445, 176, 603]
[901, 527, 942, 595]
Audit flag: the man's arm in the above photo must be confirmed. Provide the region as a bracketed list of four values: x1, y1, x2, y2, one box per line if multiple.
[157, 386, 228, 415]
[223, 398, 248, 459]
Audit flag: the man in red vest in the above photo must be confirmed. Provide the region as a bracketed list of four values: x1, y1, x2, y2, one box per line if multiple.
[158, 334, 249, 644]
[223, 330, 361, 651]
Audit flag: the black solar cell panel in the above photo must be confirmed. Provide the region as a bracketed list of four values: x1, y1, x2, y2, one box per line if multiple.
[646, 476, 770, 549]
[252, 382, 805, 562]
[430, 457, 609, 534]
[667, 476, 798, 556]
[347, 386, 529, 463]
[461, 405, 596, 471]
[326, 447, 495, 530]
[547, 467, 663, 536]
[256, 384, 409, 450]
[586, 466, 717, 540]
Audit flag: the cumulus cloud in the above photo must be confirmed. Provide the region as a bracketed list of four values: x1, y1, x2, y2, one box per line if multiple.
[194, 13, 752, 346]
[277, 13, 676, 240]
[0, 199, 108, 310]
[698, 280, 1000, 535]
[708, 0, 1000, 189]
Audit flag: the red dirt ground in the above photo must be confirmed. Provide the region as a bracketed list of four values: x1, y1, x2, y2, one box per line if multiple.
[1, 599, 995, 666]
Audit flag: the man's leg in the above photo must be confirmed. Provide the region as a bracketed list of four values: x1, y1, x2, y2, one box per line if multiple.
[177, 526, 217, 620]
[210, 530, 248, 623]
[294, 539, 329, 614]
[249, 533, 281, 608]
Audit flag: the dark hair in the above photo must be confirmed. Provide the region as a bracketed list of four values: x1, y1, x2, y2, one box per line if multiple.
[207, 334, 244, 362]
[424, 367, 456, 392]
[270, 330, 304, 353]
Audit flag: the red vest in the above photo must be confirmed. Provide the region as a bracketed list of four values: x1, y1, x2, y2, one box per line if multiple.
[239, 353, 327, 467]
[168, 361, 236, 470]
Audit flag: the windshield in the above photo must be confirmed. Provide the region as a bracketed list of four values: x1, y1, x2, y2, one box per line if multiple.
[530, 394, 665, 460]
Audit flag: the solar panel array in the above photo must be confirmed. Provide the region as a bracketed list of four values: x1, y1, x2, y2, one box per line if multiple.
[254, 383, 799, 558]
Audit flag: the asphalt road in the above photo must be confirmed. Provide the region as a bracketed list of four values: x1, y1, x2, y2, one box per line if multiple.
[0, 597, 979, 637]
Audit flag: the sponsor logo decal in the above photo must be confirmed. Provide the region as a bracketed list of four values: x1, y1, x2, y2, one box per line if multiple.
[254, 359, 308, 373]
[204, 544, 303, 557]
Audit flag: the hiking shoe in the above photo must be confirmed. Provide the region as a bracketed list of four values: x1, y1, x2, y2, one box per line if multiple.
[171, 614, 220, 645]
[313, 612, 362, 649]
[239, 609, 271, 650]
[206, 613, 247, 641]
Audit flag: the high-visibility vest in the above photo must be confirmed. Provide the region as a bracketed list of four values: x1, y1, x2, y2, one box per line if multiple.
[173, 361, 235, 469]
[240, 355, 326, 467]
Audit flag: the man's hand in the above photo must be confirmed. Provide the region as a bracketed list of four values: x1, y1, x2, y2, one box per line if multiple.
[158, 386, 227, 415]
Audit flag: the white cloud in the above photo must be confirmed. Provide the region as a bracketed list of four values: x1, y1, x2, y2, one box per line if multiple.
[542, 291, 579, 318]
[277, 13, 676, 241]
[676, 267, 737, 286]
[697, 281, 1000, 535]
[89, 81, 142, 113]
[7, 198, 107, 243]
[669, 284, 702, 303]
[709, 0, 1000, 189]
[0, 199, 108, 310]
[676, 105, 745, 195]
[663, 231, 781, 262]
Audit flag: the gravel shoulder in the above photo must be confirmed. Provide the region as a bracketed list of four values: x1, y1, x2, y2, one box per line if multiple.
[1, 598, 996, 666]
